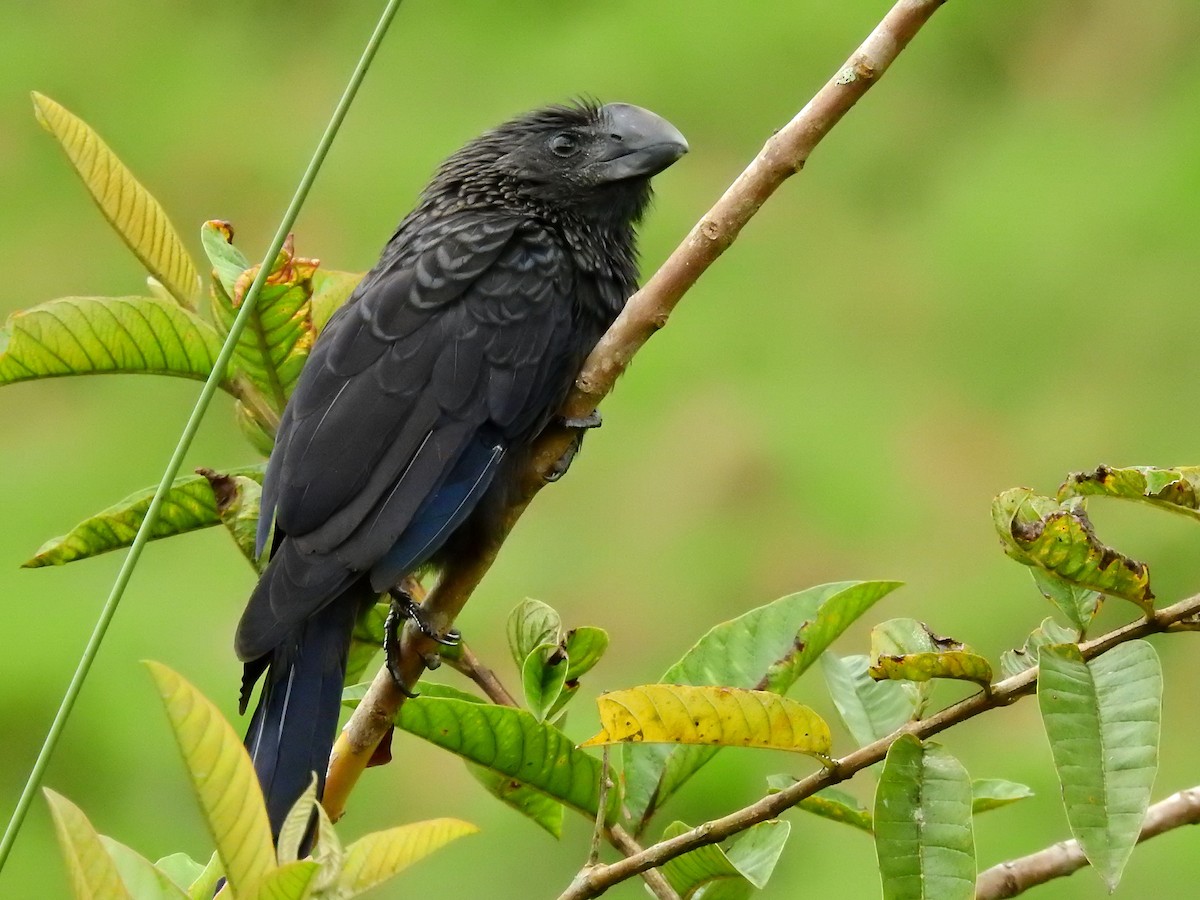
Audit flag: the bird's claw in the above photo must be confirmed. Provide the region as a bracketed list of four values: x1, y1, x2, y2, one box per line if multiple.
[560, 409, 602, 431]
[384, 590, 461, 696]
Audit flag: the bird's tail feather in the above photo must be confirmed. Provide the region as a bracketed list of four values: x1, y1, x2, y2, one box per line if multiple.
[243, 593, 362, 840]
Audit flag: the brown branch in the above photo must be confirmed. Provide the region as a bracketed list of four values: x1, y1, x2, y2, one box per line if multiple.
[442, 642, 520, 707]
[325, 0, 950, 827]
[555, 593, 1200, 899]
[975, 786, 1200, 899]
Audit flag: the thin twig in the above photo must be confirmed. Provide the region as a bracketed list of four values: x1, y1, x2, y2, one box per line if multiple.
[588, 747, 611, 868]
[324, 0, 950, 829]
[554, 593, 1200, 899]
[975, 786, 1200, 899]
[442, 643, 520, 708]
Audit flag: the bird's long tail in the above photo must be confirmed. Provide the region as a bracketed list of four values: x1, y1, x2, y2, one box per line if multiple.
[242, 594, 362, 840]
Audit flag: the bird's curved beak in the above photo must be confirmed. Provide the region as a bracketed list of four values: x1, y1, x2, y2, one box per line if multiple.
[593, 103, 689, 182]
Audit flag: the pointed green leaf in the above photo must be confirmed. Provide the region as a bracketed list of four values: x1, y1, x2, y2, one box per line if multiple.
[276, 776, 319, 866]
[205, 225, 317, 414]
[1029, 568, 1100, 635]
[993, 488, 1153, 610]
[1038, 641, 1161, 890]
[100, 838, 189, 900]
[563, 626, 609, 682]
[153, 853, 206, 895]
[821, 652, 916, 747]
[659, 819, 790, 900]
[769, 779, 874, 833]
[337, 818, 477, 898]
[183, 852, 223, 900]
[32, 92, 200, 306]
[998, 618, 1078, 680]
[971, 779, 1034, 814]
[255, 860, 318, 900]
[145, 661, 275, 898]
[310, 269, 363, 334]
[43, 788, 135, 900]
[624, 580, 900, 832]
[0, 296, 222, 387]
[581, 684, 831, 758]
[874, 735, 975, 900]
[869, 619, 992, 689]
[1060, 464, 1200, 522]
[25, 464, 266, 567]
[522, 642, 568, 721]
[507, 599, 563, 668]
[199, 220, 250, 299]
[468, 764, 564, 838]
[397, 696, 619, 822]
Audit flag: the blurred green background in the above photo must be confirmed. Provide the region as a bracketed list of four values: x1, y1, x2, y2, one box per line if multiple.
[3, 0, 1200, 896]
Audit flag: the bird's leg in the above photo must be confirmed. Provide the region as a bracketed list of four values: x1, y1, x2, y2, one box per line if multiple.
[547, 410, 602, 482]
[384, 589, 462, 697]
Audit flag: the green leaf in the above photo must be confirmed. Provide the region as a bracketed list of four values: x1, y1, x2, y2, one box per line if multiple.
[0, 296, 222, 387]
[309, 803, 344, 896]
[198, 469, 264, 570]
[183, 852, 223, 900]
[1028, 568, 1100, 636]
[1038, 641, 1161, 890]
[25, 464, 266, 567]
[336, 818, 477, 899]
[310, 269, 363, 334]
[43, 788, 135, 900]
[32, 92, 200, 306]
[397, 696, 620, 822]
[521, 642, 568, 721]
[998, 618, 1078, 680]
[874, 735, 975, 900]
[276, 776, 319, 865]
[206, 226, 319, 416]
[971, 779, 1034, 814]
[563, 626, 609, 682]
[256, 860, 318, 900]
[768, 779, 873, 833]
[582, 684, 831, 759]
[1060, 464, 1200, 522]
[659, 819, 790, 900]
[624, 580, 900, 833]
[868, 619, 992, 689]
[992, 488, 1153, 610]
[820, 652, 916, 747]
[467, 764, 565, 839]
[345, 600, 388, 686]
[152, 853, 206, 895]
[145, 661, 276, 899]
[100, 838, 189, 900]
[506, 599, 563, 668]
[199, 220, 250, 299]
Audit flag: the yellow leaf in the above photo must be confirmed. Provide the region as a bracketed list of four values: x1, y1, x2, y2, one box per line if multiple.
[144, 661, 275, 898]
[43, 788, 134, 900]
[581, 684, 832, 758]
[32, 92, 200, 306]
[255, 861, 318, 900]
[338, 819, 477, 897]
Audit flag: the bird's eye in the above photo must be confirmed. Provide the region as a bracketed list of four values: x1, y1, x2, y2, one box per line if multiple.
[548, 132, 581, 158]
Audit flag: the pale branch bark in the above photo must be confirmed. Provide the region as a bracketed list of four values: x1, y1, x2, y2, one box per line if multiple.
[555, 593, 1200, 900]
[975, 786, 1200, 899]
[324, 0, 950, 829]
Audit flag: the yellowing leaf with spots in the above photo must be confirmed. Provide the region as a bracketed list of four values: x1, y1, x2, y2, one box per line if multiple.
[145, 661, 275, 899]
[869, 619, 993, 689]
[32, 93, 200, 307]
[1059, 465, 1200, 522]
[581, 685, 831, 758]
[337, 818, 478, 898]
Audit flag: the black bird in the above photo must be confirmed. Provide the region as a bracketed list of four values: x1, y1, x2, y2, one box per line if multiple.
[236, 100, 687, 837]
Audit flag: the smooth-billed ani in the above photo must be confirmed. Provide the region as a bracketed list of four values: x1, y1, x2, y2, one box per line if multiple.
[236, 100, 687, 838]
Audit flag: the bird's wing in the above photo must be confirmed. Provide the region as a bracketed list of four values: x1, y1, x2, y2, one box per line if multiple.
[236, 212, 577, 661]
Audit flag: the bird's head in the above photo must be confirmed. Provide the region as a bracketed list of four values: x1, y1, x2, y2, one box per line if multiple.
[431, 100, 688, 228]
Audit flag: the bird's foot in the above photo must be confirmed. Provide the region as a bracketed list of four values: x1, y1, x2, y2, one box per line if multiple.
[546, 410, 601, 483]
[384, 590, 461, 697]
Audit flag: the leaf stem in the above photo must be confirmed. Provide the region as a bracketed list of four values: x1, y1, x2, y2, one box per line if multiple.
[0, 0, 405, 874]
